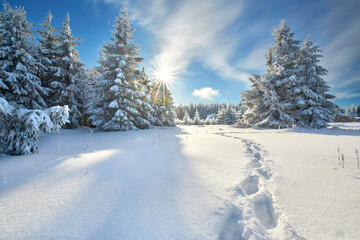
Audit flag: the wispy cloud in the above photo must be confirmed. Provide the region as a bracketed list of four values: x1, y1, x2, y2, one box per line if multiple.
[334, 91, 360, 99]
[146, 0, 245, 81]
[319, 0, 360, 99]
[92, 0, 262, 83]
[192, 87, 220, 100]
[236, 45, 267, 72]
[90, 0, 360, 102]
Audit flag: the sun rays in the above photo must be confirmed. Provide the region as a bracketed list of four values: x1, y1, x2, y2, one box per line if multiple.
[144, 54, 184, 105]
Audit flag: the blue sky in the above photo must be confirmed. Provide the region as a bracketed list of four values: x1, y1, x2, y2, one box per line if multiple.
[8, 0, 360, 107]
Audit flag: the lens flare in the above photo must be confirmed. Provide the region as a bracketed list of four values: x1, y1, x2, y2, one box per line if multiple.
[144, 53, 185, 105]
[154, 68, 173, 84]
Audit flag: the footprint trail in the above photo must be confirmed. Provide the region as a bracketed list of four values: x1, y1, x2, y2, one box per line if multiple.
[216, 133, 304, 240]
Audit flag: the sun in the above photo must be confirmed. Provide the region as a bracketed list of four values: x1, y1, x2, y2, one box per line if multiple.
[147, 54, 182, 89]
[143, 54, 184, 104]
[154, 68, 173, 84]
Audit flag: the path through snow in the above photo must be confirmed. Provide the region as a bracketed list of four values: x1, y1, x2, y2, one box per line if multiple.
[216, 133, 303, 239]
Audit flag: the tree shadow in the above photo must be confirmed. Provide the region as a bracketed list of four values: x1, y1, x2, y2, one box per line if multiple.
[292, 126, 360, 136]
[0, 126, 202, 239]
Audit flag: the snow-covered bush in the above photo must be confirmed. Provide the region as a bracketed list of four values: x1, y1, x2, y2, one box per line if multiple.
[174, 118, 183, 125]
[0, 97, 69, 155]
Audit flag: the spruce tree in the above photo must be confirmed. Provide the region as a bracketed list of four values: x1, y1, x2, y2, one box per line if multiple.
[236, 102, 246, 125]
[344, 107, 350, 116]
[223, 103, 237, 125]
[151, 82, 176, 126]
[81, 67, 100, 126]
[242, 21, 336, 128]
[37, 11, 61, 107]
[137, 67, 157, 126]
[348, 105, 357, 118]
[176, 104, 185, 120]
[182, 109, 192, 125]
[241, 74, 265, 126]
[193, 108, 201, 125]
[294, 35, 336, 127]
[88, 9, 151, 131]
[216, 106, 226, 124]
[54, 13, 85, 128]
[256, 20, 299, 128]
[0, 2, 47, 109]
[255, 87, 293, 128]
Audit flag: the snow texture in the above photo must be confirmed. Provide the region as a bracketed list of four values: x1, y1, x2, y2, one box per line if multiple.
[1, 124, 359, 239]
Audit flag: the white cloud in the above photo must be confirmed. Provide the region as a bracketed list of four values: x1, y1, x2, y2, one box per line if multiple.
[192, 87, 220, 100]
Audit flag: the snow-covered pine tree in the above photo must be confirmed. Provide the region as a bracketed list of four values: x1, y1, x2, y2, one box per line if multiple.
[37, 10, 61, 107]
[216, 106, 226, 124]
[52, 13, 85, 128]
[356, 104, 360, 117]
[255, 20, 299, 128]
[136, 67, 157, 126]
[151, 82, 176, 126]
[182, 109, 192, 125]
[241, 74, 265, 126]
[88, 9, 151, 131]
[81, 67, 100, 126]
[235, 101, 246, 125]
[175, 105, 185, 121]
[255, 86, 293, 128]
[0, 2, 47, 109]
[193, 108, 201, 125]
[86, 67, 101, 91]
[344, 107, 350, 116]
[294, 35, 336, 127]
[347, 105, 357, 118]
[223, 103, 237, 125]
[0, 97, 13, 152]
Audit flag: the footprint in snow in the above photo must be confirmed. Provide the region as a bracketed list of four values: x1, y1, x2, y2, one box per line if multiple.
[218, 206, 244, 240]
[239, 175, 260, 196]
[253, 193, 278, 230]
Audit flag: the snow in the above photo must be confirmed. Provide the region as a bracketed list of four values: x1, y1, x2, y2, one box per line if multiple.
[1, 124, 360, 239]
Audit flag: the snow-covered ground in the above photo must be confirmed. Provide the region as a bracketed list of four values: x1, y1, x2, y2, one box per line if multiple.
[0, 123, 359, 239]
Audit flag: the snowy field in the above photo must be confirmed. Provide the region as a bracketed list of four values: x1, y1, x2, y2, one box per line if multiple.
[0, 123, 360, 240]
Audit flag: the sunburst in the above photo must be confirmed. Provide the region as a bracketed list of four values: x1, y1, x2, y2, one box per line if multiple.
[144, 54, 183, 105]
[154, 68, 173, 84]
